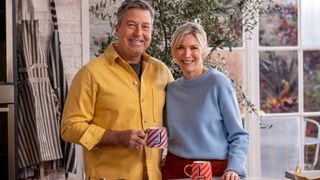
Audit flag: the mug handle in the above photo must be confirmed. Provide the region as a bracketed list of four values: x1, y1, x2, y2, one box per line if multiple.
[184, 164, 192, 178]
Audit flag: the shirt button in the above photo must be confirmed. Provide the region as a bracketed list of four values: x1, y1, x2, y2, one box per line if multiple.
[133, 81, 138, 85]
[141, 98, 144, 102]
[144, 120, 147, 123]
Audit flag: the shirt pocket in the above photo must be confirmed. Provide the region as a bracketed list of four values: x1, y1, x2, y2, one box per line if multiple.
[152, 87, 165, 124]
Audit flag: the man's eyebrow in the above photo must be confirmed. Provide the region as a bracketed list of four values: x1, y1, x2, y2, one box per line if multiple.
[126, 20, 136, 24]
[125, 20, 151, 25]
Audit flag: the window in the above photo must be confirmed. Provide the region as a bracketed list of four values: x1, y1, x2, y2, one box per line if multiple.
[246, 0, 320, 177]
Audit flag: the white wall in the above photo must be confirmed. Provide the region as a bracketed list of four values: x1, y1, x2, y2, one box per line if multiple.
[22, 0, 83, 83]
[89, 0, 123, 59]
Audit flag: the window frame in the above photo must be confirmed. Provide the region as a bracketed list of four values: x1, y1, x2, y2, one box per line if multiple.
[245, 0, 320, 176]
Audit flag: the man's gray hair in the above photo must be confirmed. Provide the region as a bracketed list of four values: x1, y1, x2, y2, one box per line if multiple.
[116, 0, 155, 25]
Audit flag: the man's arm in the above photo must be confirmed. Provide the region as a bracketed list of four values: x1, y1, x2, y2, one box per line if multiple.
[61, 67, 104, 151]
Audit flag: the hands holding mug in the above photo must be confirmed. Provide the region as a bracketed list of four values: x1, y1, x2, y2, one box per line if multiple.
[145, 127, 168, 148]
[116, 129, 146, 149]
[100, 127, 168, 149]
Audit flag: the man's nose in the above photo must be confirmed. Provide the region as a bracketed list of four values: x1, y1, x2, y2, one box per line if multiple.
[133, 26, 142, 36]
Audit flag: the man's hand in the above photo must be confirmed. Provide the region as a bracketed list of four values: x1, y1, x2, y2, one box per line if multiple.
[99, 129, 146, 149]
[221, 171, 240, 180]
[117, 130, 146, 148]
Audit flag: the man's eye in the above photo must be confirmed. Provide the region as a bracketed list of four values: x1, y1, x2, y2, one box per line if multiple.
[142, 26, 150, 30]
[128, 23, 135, 28]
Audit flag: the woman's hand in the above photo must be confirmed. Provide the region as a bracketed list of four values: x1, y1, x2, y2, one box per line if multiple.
[221, 171, 240, 180]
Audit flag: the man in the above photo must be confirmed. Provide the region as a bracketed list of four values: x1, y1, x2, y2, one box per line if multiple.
[61, 0, 173, 179]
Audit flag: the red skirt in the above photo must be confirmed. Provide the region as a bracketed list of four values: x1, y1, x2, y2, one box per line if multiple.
[161, 151, 228, 180]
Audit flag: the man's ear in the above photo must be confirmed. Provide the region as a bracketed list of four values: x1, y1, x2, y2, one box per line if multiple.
[115, 24, 120, 35]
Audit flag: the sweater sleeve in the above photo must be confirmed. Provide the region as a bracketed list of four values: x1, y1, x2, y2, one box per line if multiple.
[217, 77, 250, 178]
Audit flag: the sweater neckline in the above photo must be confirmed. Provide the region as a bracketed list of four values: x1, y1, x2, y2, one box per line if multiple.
[181, 68, 213, 87]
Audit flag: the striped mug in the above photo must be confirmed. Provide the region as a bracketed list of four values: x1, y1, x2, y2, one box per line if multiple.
[146, 127, 168, 149]
[184, 161, 212, 180]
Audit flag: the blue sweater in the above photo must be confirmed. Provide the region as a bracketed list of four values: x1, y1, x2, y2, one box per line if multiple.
[165, 68, 249, 177]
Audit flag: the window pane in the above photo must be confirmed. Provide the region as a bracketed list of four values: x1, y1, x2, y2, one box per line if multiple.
[261, 116, 301, 177]
[259, 51, 298, 113]
[304, 51, 320, 112]
[302, 0, 320, 46]
[259, 0, 297, 46]
[304, 117, 320, 170]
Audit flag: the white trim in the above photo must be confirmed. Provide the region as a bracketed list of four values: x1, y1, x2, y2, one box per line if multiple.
[297, 0, 305, 169]
[261, 112, 320, 117]
[259, 46, 299, 51]
[259, 46, 320, 51]
[244, 20, 261, 176]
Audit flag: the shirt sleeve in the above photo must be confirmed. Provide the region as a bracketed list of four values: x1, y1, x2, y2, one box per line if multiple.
[166, 66, 174, 83]
[61, 67, 106, 151]
[217, 77, 250, 178]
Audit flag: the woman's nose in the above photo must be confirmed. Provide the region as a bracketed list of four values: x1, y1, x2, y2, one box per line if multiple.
[184, 48, 191, 57]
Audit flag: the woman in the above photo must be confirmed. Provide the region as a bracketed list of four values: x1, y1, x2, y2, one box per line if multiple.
[161, 22, 249, 180]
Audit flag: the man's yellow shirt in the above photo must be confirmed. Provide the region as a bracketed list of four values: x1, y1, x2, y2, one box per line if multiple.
[61, 43, 173, 180]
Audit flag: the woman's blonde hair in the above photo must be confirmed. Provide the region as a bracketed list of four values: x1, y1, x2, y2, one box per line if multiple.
[171, 22, 209, 59]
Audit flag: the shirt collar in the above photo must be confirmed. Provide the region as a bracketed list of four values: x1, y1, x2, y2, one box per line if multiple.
[103, 43, 151, 65]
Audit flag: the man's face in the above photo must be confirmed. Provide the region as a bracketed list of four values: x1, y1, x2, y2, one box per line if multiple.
[115, 9, 152, 62]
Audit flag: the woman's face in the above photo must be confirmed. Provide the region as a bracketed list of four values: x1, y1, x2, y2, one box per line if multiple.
[174, 34, 204, 79]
